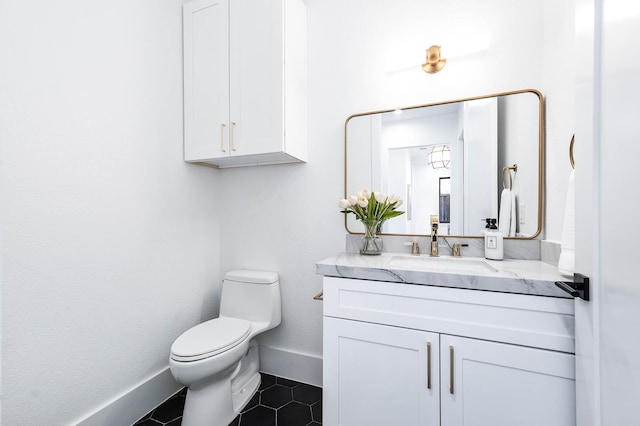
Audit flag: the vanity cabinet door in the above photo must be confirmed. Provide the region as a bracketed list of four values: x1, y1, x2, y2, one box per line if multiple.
[440, 335, 576, 426]
[323, 317, 440, 426]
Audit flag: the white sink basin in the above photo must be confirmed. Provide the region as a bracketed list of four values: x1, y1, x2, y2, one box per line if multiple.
[387, 255, 498, 274]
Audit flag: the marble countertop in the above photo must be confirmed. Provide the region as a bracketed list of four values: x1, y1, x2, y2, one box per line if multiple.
[316, 252, 571, 298]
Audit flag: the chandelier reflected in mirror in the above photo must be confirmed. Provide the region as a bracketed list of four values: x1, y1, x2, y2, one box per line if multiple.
[428, 144, 451, 169]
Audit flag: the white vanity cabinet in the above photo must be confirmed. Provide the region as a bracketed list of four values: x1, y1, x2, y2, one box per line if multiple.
[322, 276, 576, 426]
[182, 0, 306, 168]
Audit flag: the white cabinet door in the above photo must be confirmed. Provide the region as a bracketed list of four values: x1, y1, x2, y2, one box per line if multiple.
[323, 317, 440, 426]
[229, 0, 284, 157]
[183, 0, 230, 161]
[440, 335, 576, 426]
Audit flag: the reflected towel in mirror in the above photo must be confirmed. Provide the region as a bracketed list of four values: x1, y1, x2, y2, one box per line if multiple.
[498, 189, 516, 237]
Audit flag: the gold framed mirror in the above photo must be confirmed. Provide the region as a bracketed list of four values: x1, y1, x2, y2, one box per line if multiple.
[344, 89, 544, 239]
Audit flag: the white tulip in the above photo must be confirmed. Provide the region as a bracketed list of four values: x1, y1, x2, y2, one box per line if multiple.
[361, 189, 371, 199]
[388, 194, 402, 205]
[374, 192, 388, 203]
[348, 195, 358, 206]
[338, 199, 351, 209]
[357, 196, 369, 208]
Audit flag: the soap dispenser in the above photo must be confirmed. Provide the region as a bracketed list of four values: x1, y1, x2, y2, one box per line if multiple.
[483, 218, 504, 260]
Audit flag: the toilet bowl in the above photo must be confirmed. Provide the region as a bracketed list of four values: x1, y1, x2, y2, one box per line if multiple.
[169, 270, 281, 426]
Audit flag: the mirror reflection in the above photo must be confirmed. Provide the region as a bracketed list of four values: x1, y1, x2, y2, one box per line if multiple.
[345, 89, 543, 238]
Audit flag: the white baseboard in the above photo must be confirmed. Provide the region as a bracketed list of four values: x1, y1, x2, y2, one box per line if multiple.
[74, 367, 181, 426]
[71, 347, 321, 426]
[258, 345, 323, 388]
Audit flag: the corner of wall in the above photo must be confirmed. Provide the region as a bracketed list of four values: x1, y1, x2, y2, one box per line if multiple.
[259, 345, 322, 388]
[541, 239, 562, 266]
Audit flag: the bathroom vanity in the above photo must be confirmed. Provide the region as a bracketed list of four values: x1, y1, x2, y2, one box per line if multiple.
[317, 253, 575, 425]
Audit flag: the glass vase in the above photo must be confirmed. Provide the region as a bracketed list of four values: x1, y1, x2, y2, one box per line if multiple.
[360, 219, 383, 255]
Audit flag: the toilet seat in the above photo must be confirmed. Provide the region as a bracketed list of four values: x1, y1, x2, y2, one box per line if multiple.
[171, 317, 251, 362]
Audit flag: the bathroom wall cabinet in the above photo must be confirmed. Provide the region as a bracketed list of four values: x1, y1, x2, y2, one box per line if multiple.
[322, 277, 576, 425]
[182, 0, 306, 168]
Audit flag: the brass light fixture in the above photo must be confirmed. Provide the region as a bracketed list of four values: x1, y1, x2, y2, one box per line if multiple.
[422, 45, 446, 74]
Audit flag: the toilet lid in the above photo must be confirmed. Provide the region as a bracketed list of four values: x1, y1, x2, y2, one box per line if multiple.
[170, 317, 251, 362]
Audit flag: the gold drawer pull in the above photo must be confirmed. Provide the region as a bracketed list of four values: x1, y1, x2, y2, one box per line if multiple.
[220, 123, 226, 152]
[231, 121, 237, 151]
[449, 345, 455, 394]
[313, 291, 323, 301]
[427, 341, 432, 389]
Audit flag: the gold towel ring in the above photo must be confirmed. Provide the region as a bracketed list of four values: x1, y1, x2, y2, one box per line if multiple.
[569, 134, 575, 169]
[502, 164, 518, 190]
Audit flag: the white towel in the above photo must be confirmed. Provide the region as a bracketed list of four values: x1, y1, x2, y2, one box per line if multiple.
[558, 170, 575, 277]
[498, 188, 513, 236]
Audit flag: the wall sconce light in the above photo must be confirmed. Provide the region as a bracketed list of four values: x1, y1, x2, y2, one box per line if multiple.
[422, 45, 446, 74]
[428, 145, 451, 169]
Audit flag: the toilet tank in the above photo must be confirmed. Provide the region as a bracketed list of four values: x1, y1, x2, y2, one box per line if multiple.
[219, 270, 281, 330]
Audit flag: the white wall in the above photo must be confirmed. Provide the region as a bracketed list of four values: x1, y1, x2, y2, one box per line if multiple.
[0, 0, 222, 424]
[542, 0, 576, 242]
[463, 98, 499, 233]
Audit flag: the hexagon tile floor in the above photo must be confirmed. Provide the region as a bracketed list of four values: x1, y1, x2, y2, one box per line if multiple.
[133, 373, 322, 426]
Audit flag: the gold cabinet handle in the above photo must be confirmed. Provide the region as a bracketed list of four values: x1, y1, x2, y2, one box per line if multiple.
[427, 341, 432, 389]
[220, 123, 226, 152]
[449, 345, 454, 394]
[230, 121, 236, 152]
[313, 291, 323, 301]
[570, 134, 575, 169]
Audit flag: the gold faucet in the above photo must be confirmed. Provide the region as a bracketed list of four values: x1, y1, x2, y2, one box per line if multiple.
[404, 241, 420, 255]
[410, 242, 420, 255]
[451, 243, 469, 257]
[430, 217, 439, 257]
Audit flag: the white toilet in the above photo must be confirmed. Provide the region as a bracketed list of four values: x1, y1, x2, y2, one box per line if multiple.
[169, 270, 281, 426]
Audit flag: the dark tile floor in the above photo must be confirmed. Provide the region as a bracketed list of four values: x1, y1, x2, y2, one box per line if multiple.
[133, 373, 322, 426]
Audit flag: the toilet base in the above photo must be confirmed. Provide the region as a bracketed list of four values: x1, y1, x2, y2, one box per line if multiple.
[231, 340, 261, 411]
[181, 341, 261, 426]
